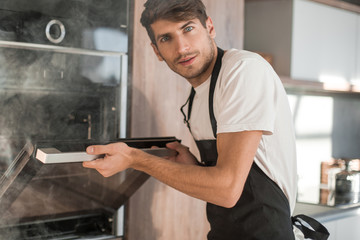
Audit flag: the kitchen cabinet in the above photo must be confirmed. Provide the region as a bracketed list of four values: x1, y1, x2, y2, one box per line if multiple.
[245, 0, 359, 85]
[291, 0, 358, 82]
[323, 221, 336, 240]
[336, 215, 360, 240]
[323, 215, 360, 240]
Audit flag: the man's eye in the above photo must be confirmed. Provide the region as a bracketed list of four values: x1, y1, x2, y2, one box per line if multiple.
[160, 36, 170, 42]
[184, 26, 193, 32]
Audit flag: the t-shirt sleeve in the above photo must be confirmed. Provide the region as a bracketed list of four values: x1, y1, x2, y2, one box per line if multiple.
[216, 57, 278, 135]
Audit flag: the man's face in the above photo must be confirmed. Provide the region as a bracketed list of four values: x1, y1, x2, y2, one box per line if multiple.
[150, 17, 216, 86]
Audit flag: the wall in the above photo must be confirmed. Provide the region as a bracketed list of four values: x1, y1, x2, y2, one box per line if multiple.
[126, 0, 244, 239]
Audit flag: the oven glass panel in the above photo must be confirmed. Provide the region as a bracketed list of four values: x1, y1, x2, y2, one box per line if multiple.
[0, 48, 123, 170]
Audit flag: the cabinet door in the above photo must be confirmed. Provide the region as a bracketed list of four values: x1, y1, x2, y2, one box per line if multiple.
[323, 221, 336, 240]
[336, 215, 360, 240]
[291, 0, 358, 82]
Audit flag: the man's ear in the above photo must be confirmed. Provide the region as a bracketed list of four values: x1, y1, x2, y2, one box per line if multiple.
[151, 43, 164, 61]
[206, 17, 216, 39]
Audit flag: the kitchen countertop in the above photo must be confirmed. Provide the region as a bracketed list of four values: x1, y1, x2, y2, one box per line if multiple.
[294, 202, 360, 223]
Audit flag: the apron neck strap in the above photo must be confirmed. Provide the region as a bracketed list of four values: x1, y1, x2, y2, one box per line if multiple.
[180, 47, 224, 137]
[208, 47, 224, 137]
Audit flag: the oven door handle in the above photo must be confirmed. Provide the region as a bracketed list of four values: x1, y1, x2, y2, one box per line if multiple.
[36, 147, 177, 164]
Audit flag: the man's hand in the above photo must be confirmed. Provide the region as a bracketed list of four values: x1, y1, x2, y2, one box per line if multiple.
[166, 141, 198, 165]
[82, 142, 143, 177]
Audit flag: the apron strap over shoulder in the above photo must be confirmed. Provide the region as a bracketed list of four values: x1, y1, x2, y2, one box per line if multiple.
[180, 47, 224, 136]
[292, 214, 329, 240]
[208, 47, 224, 138]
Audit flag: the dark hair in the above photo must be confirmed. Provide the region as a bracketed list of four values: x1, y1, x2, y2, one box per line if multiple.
[140, 0, 208, 44]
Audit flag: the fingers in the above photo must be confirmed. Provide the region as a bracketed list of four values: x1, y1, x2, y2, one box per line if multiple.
[165, 142, 198, 165]
[86, 145, 108, 155]
[166, 141, 189, 154]
[83, 142, 131, 178]
[82, 157, 116, 178]
[166, 141, 181, 150]
[82, 157, 105, 168]
[86, 142, 127, 155]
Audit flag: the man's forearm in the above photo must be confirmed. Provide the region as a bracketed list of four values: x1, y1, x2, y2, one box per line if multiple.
[132, 152, 243, 208]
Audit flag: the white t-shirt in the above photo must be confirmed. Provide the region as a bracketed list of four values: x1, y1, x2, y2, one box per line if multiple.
[189, 49, 297, 213]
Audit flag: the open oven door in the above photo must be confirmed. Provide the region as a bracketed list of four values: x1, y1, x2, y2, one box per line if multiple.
[0, 137, 178, 239]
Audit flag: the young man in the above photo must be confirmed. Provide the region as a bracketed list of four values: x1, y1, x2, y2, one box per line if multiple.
[83, 0, 298, 239]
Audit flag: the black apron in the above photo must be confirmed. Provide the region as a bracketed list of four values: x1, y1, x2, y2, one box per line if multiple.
[180, 48, 329, 240]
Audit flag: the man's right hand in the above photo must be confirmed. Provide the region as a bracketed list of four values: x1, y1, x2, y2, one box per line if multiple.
[82, 142, 144, 177]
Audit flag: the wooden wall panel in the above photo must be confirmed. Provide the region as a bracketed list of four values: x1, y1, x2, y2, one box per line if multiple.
[127, 0, 244, 239]
[204, 0, 244, 50]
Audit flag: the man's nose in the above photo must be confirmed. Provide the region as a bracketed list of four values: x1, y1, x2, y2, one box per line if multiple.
[174, 35, 190, 55]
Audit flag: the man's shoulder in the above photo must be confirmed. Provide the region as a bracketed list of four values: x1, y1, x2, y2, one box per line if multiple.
[223, 49, 264, 63]
[222, 48, 276, 76]
[217, 48, 280, 89]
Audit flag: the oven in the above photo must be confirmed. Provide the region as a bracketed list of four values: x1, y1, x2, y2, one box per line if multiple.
[0, 0, 162, 239]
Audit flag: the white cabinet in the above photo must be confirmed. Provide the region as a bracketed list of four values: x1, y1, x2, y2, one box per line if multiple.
[322, 215, 360, 240]
[323, 221, 336, 240]
[337, 215, 360, 240]
[245, 0, 360, 83]
[291, 0, 358, 82]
